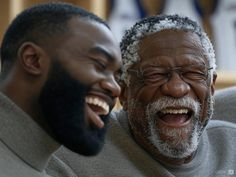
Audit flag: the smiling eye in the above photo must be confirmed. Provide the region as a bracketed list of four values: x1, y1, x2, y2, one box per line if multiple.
[95, 60, 106, 69]
[183, 71, 206, 81]
[92, 58, 107, 70]
[143, 69, 168, 83]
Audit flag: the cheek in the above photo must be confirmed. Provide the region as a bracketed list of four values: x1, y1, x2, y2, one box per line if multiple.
[129, 85, 160, 105]
[77, 68, 99, 83]
[193, 83, 208, 99]
[190, 82, 211, 122]
[60, 59, 101, 85]
[126, 85, 160, 134]
[200, 91, 212, 122]
[68, 65, 102, 85]
[127, 98, 150, 136]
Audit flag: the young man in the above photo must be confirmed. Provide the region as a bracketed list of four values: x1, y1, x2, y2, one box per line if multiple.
[55, 15, 236, 177]
[0, 2, 122, 177]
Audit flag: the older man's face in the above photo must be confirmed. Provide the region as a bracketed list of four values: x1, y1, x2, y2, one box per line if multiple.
[122, 30, 216, 164]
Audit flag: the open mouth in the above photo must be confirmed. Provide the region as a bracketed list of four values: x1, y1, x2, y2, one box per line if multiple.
[157, 108, 193, 127]
[85, 96, 109, 116]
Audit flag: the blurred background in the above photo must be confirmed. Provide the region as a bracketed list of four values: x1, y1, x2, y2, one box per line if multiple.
[0, 0, 236, 89]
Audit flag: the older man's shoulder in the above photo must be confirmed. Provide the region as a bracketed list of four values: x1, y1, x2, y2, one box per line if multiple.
[207, 120, 236, 129]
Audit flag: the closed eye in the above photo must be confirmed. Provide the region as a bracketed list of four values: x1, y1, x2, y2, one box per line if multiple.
[182, 71, 206, 80]
[144, 70, 168, 83]
[91, 58, 107, 70]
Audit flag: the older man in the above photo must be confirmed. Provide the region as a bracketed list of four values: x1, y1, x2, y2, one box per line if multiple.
[54, 15, 236, 177]
[0, 2, 121, 177]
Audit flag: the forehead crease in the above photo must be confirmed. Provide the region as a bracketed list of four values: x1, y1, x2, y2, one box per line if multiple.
[139, 53, 206, 69]
[140, 38, 202, 51]
[139, 42, 204, 64]
[139, 47, 205, 60]
[139, 30, 202, 49]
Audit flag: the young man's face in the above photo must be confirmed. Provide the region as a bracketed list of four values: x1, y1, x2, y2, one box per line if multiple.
[39, 17, 122, 155]
[122, 30, 216, 164]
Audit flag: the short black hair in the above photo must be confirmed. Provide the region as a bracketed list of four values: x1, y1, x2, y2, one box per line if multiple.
[0, 2, 109, 76]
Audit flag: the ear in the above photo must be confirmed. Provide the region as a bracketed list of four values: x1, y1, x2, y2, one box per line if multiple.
[18, 42, 48, 75]
[119, 82, 128, 110]
[211, 73, 217, 95]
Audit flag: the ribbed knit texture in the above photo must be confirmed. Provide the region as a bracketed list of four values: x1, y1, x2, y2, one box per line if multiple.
[54, 110, 236, 177]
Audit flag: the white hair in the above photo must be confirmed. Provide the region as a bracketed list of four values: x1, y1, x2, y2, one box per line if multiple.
[120, 14, 216, 86]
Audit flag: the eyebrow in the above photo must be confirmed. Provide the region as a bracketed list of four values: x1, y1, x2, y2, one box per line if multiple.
[89, 46, 114, 62]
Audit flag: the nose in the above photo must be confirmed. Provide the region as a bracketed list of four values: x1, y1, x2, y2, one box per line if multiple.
[161, 72, 190, 98]
[100, 75, 121, 98]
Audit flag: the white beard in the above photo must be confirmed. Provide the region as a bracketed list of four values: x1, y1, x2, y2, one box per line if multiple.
[127, 94, 214, 159]
[147, 96, 206, 159]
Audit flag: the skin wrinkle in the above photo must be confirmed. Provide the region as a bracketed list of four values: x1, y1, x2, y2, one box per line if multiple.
[120, 17, 217, 165]
[138, 32, 206, 68]
[139, 33, 204, 57]
[120, 15, 216, 86]
[139, 56, 206, 69]
[127, 95, 214, 162]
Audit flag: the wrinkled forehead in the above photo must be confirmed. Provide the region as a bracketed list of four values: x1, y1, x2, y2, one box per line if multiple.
[137, 29, 206, 64]
[139, 29, 202, 51]
[120, 17, 216, 85]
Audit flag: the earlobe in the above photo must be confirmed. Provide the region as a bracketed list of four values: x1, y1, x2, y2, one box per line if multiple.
[211, 73, 217, 95]
[18, 42, 45, 75]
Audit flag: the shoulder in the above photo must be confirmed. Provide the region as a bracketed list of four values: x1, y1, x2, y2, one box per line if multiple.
[206, 120, 236, 135]
[213, 87, 236, 123]
[202, 120, 236, 173]
[215, 86, 236, 98]
[46, 154, 77, 177]
[207, 120, 236, 129]
[205, 120, 236, 149]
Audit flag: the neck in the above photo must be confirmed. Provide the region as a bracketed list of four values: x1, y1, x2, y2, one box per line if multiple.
[0, 79, 50, 133]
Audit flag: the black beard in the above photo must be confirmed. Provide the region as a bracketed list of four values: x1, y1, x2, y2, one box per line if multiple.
[39, 60, 108, 156]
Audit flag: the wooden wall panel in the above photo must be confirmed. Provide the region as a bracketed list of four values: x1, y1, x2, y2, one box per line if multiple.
[0, 0, 106, 41]
[0, 1, 10, 41]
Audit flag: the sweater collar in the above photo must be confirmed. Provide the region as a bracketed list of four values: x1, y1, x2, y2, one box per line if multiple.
[115, 109, 207, 170]
[0, 92, 60, 172]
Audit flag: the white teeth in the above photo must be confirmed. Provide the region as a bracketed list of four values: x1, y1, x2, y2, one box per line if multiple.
[85, 96, 109, 115]
[161, 109, 188, 114]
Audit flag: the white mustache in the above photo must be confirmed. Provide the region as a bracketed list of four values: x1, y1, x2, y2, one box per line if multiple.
[147, 96, 200, 118]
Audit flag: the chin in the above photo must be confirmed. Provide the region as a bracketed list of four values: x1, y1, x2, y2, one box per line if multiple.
[68, 114, 109, 156]
[148, 117, 204, 159]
